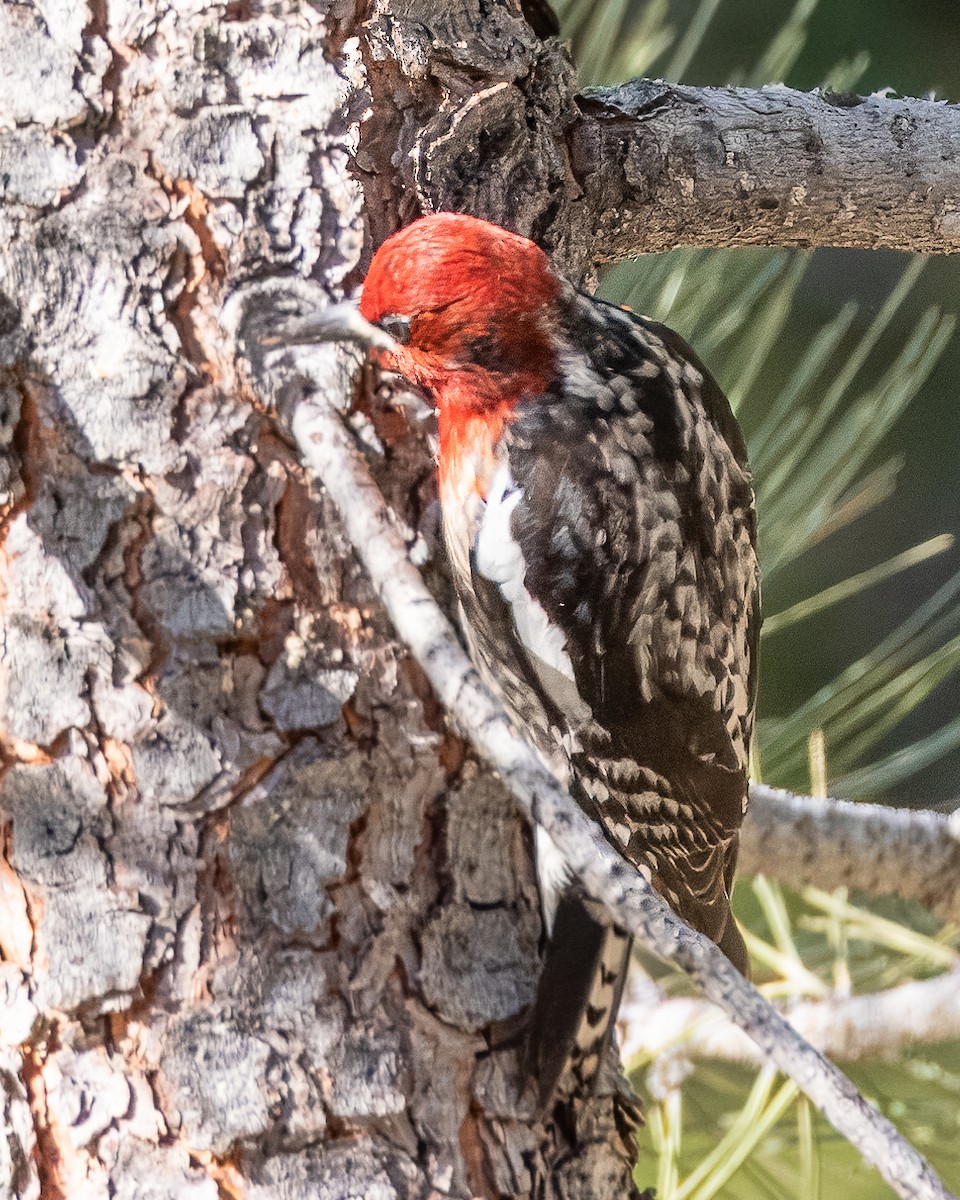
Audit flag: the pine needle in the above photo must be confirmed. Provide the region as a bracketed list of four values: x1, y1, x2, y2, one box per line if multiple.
[763, 536, 955, 637]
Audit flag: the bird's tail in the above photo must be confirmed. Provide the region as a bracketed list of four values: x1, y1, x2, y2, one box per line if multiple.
[522, 890, 633, 1113]
[522, 888, 748, 1112]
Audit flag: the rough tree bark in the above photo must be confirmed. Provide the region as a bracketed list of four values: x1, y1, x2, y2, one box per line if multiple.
[1, 1, 958, 1199]
[0, 3, 615, 1196]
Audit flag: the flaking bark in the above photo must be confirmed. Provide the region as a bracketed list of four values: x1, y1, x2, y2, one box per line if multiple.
[0, 3, 560, 1196]
[2, 0, 959, 1198]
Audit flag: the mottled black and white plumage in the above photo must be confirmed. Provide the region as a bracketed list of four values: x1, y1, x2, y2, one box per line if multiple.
[355, 214, 761, 1111]
[444, 290, 758, 1103]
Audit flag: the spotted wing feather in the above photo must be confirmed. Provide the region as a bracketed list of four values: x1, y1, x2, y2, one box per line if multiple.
[446, 288, 760, 1106]
[503, 292, 759, 959]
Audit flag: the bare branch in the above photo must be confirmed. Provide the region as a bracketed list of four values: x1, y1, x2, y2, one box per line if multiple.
[620, 969, 960, 1067]
[573, 82, 960, 259]
[287, 387, 955, 1200]
[742, 784, 960, 924]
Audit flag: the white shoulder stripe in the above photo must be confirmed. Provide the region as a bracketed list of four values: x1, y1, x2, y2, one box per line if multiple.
[534, 824, 571, 934]
[474, 463, 577, 683]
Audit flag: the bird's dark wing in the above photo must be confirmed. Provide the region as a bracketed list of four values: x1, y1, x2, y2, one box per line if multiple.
[503, 293, 760, 959]
[452, 291, 760, 1108]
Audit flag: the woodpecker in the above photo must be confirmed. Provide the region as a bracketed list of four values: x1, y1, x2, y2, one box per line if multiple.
[298, 213, 760, 1108]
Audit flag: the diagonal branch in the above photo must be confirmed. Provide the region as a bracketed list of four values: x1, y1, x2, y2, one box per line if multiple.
[573, 82, 960, 259]
[741, 784, 960, 924]
[288, 387, 955, 1200]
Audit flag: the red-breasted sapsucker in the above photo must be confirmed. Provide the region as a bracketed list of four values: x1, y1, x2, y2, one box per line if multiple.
[312, 213, 760, 1109]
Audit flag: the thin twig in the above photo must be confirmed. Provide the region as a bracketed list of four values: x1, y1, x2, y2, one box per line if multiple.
[290, 392, 957, 1200]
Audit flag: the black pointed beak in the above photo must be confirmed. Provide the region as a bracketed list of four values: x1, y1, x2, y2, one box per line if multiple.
[260, 301, 399, 353]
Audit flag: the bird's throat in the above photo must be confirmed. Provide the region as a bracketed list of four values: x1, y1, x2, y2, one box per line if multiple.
[437, 398, 514, 505]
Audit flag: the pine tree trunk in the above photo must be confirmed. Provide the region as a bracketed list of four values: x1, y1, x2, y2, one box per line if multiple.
[0, 2, 636, 1195]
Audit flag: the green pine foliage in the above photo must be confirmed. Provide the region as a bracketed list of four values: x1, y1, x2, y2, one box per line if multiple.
[553, 0, 960, 1194]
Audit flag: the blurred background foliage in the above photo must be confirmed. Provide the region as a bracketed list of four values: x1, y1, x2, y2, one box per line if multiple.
[553, 0, 960, 1194]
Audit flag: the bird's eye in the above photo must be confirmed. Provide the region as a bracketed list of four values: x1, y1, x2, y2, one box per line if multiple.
[380, 313, 412, 345]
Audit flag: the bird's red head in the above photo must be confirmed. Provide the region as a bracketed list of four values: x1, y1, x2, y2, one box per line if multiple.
[359, 214, 559, 386]
[359, 213, 561, 497]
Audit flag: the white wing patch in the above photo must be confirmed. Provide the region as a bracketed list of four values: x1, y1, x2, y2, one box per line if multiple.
[474, 463, 577, 683]
[535, 824, 572, 934]
[472, 461, 587, 934]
